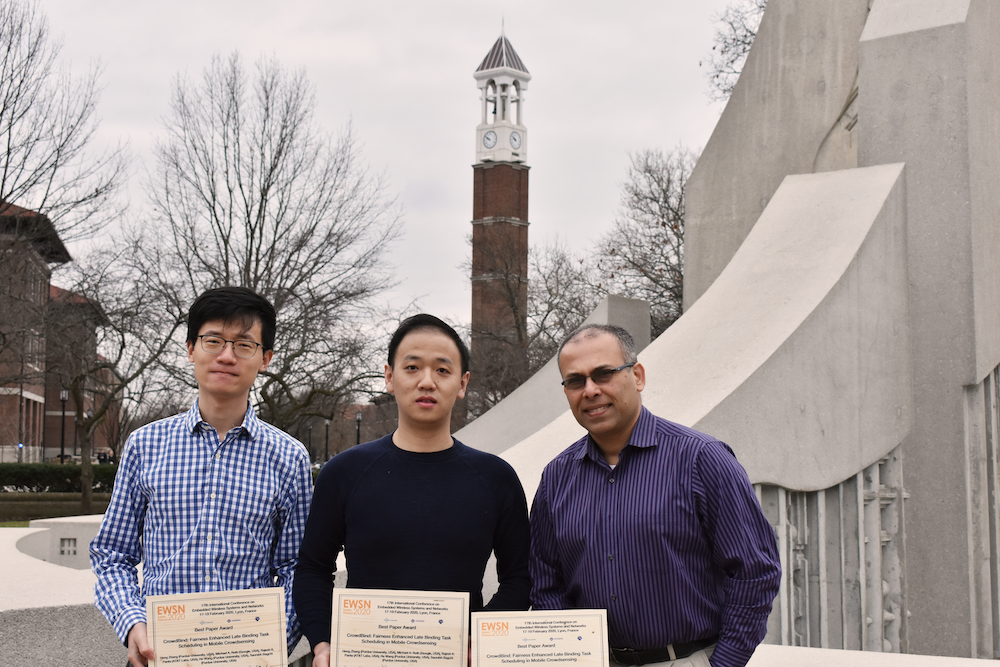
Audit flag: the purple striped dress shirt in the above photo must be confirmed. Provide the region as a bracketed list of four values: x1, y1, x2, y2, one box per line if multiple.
[529, 407, 780, 667]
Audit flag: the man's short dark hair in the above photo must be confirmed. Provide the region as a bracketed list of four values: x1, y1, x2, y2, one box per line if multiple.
[388, 314, 470, 375]
[557, 324, 638, 371]
[187, 287, 277, 351]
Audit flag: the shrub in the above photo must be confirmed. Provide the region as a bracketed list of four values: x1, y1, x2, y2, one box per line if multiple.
[0, 463, 118, 493]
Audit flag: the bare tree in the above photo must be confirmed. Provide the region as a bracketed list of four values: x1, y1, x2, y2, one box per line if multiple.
[96, 359, 189, 464]
[525, 239, 599, 370]
[0, 0, 128, 241]
[145, 52, 401, 434]
[593, 147, 696, 337]
[702, 0, 768, 102]
[46, 245, 185, 512]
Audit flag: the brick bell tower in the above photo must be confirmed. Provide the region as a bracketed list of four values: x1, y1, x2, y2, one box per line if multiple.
[469, 31, 531, 411]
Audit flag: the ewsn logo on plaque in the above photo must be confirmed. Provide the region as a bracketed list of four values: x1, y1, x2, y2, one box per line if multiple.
[156, 604, 186, 621]
[342, 598, 372, 615]
[480, 621, 509, 636]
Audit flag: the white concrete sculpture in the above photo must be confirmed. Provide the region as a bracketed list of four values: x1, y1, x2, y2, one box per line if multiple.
[482, 0, 1000, 659]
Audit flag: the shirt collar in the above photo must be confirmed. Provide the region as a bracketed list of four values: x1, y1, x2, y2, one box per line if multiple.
[578, 405, 658, 463]
[185, 398, 260, 440]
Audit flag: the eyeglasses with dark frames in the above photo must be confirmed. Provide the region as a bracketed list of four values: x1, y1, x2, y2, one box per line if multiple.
[560, 363, 636, 391]
[197, 335, 263, 359]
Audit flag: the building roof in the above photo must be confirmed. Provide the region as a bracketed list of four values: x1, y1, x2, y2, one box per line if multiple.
[476, 34, 529, 75]
[49, 285, 89, 305]
[0, 201, 71, 264]
[49, 284, 110, 326]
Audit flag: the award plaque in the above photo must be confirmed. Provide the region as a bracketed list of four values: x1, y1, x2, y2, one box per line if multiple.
[330, 589, 469, 667]
[145, 587, 287, 667]
[471, 610, 608, 667]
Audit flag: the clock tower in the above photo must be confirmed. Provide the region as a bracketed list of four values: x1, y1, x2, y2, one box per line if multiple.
[468, 31, 531, 414]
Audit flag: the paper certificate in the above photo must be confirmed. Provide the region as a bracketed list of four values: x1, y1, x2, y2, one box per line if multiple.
[471, 610, 608, 667]
[146, 588, 287, 667]
[331, 589, 469, 667]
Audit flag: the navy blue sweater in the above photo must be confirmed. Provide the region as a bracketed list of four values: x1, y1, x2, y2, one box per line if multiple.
[293, 434, 531, 647]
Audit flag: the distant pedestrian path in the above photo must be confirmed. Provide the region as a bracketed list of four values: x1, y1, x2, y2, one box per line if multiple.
[1, 518, 125, 665]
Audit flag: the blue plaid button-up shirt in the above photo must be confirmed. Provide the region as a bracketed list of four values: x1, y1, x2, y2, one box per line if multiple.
[91, 400, 313, 652]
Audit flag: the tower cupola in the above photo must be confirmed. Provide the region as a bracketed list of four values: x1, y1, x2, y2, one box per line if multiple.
[474, 32, 530, 164]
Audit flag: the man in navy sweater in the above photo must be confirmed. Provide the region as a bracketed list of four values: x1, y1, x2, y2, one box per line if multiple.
[294, 314, 531, 667]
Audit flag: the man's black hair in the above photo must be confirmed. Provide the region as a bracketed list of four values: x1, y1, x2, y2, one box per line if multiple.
[388, 314, 470, 375]
[187, 287, 277, 351]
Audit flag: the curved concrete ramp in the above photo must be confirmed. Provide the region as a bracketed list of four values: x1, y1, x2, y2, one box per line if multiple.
[502, 163, 911, 497]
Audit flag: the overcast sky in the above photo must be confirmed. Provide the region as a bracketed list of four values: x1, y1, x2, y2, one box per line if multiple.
[43, 0, 731, 327]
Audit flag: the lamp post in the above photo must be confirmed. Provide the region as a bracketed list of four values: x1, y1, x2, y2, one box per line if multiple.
[355, 411, 362, 446]
[307, 423, 313, 461]
[324, 419, 330, 461]
[59, 389, 68, 463]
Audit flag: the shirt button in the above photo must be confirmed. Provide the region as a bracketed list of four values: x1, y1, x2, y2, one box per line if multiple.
[608, 477, 615, 484]
[206, 535, 213, 542]
[611, 594, 617, 601]
[608, 554, 614, 561]
[210, 493, 216, 499]
[215, 453, 221, 460]
[205, 575, 211, 582]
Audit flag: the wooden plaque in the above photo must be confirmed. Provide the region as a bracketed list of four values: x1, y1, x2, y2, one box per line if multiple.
[145, 587, 287, 667]
[331, 589, 470, 667]
[471, 610, 608, 667]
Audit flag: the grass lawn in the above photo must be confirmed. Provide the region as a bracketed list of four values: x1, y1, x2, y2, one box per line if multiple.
[0, 520, 30, 527]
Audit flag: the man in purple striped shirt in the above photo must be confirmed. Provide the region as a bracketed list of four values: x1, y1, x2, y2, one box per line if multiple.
[529, 324, 780, 667]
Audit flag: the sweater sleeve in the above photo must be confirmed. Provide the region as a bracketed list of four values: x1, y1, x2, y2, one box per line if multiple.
[293, 458, 346, 648]
[483, 461, 531, 611]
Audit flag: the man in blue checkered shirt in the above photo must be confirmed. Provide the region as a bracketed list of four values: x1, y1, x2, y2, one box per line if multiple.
[90, 287, 314, 667]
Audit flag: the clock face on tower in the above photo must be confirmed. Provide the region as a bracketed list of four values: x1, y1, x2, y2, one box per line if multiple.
[509, 132, 522, 149]
[483, 131, 498, 149]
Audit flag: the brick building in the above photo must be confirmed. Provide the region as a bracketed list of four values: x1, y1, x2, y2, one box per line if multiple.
[42, 285, 115, 462]
[0, 201, 113, 462]
[0, 202, 70, 462]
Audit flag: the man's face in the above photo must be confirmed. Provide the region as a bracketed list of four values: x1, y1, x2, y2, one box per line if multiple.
[385, 328, 469, 428]
[187, 319, 273, 403]
[559, 332, 645, 445]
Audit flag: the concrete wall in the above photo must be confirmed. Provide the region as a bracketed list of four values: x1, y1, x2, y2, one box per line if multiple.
[857, 0, 999, 656]
[16, 515, 103, 570]
[684, 0, 870, 308]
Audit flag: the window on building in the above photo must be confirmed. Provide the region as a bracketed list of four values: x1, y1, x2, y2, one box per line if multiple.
[59, 538, 77, 556]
